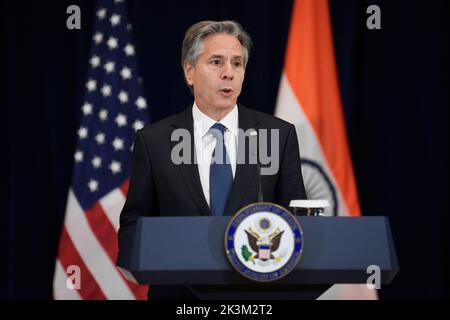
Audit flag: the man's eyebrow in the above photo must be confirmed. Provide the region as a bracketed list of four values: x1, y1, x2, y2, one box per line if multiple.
[207, 54, 243, 60]
[208, 54, 224, 60]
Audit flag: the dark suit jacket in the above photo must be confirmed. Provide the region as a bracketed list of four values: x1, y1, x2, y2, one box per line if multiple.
[118, 104, 306, 299]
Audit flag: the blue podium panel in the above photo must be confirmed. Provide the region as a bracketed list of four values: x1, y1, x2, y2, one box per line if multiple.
[117, 216, 399, 286]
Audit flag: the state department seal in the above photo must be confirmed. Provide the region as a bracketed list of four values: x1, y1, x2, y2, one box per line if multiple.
[224, 202, 303, 282]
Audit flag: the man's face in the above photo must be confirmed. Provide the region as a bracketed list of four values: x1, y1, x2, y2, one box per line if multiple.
[184, 33, 245, 114]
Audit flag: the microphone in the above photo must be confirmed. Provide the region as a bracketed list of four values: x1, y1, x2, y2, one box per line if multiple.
[250, 129, 263, 202]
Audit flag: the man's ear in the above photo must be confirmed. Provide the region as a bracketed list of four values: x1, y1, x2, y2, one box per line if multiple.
[183, 63, 194, 86]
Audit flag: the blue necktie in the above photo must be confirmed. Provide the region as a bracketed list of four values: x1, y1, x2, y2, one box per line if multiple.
[209, 123, 233, 216]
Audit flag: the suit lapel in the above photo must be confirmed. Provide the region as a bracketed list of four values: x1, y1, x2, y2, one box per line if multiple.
[224, 105, 261, 216]
[170, 106, 211, 216]
[170, 104, 261, 217]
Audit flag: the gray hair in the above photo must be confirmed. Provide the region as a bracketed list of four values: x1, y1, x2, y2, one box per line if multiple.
[181, 20, 252, 71]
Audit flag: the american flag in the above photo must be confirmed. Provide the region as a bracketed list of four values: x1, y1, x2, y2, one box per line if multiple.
[53, 0, 149, 299]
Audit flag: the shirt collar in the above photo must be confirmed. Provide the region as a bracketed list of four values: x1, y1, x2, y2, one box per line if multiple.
[192, 102, 239, 138]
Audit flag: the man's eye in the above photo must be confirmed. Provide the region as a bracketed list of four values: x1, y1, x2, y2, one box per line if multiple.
[234, 61, 242, 67]
[211, 60, 220, 65]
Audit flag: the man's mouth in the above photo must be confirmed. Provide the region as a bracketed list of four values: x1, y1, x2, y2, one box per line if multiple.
[218, 88, 234, 97]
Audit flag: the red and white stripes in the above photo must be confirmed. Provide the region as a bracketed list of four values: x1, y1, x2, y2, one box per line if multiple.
[54, 182, 148, 300]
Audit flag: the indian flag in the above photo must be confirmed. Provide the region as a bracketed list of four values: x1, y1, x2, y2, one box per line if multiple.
[274, 0, 378, 299]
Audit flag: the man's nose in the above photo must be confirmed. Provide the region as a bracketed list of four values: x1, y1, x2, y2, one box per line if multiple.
[221, 62, 234, 80]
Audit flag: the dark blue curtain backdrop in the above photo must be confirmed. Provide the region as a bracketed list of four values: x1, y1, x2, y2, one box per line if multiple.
[2, 0, 449, 299]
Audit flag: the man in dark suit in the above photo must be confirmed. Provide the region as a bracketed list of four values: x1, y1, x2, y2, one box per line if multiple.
[118, 20, 307, 299]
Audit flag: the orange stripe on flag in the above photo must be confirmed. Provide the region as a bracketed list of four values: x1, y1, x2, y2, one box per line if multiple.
[284, 0, 361, 215]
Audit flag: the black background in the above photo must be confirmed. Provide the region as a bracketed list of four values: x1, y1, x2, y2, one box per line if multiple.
[2, 0, 449, 299]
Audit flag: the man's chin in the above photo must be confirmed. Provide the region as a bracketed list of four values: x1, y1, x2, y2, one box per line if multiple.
[215, 99, 237, 110]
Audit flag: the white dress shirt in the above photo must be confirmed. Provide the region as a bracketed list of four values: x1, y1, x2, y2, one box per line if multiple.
[192, 102, 238, 207]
